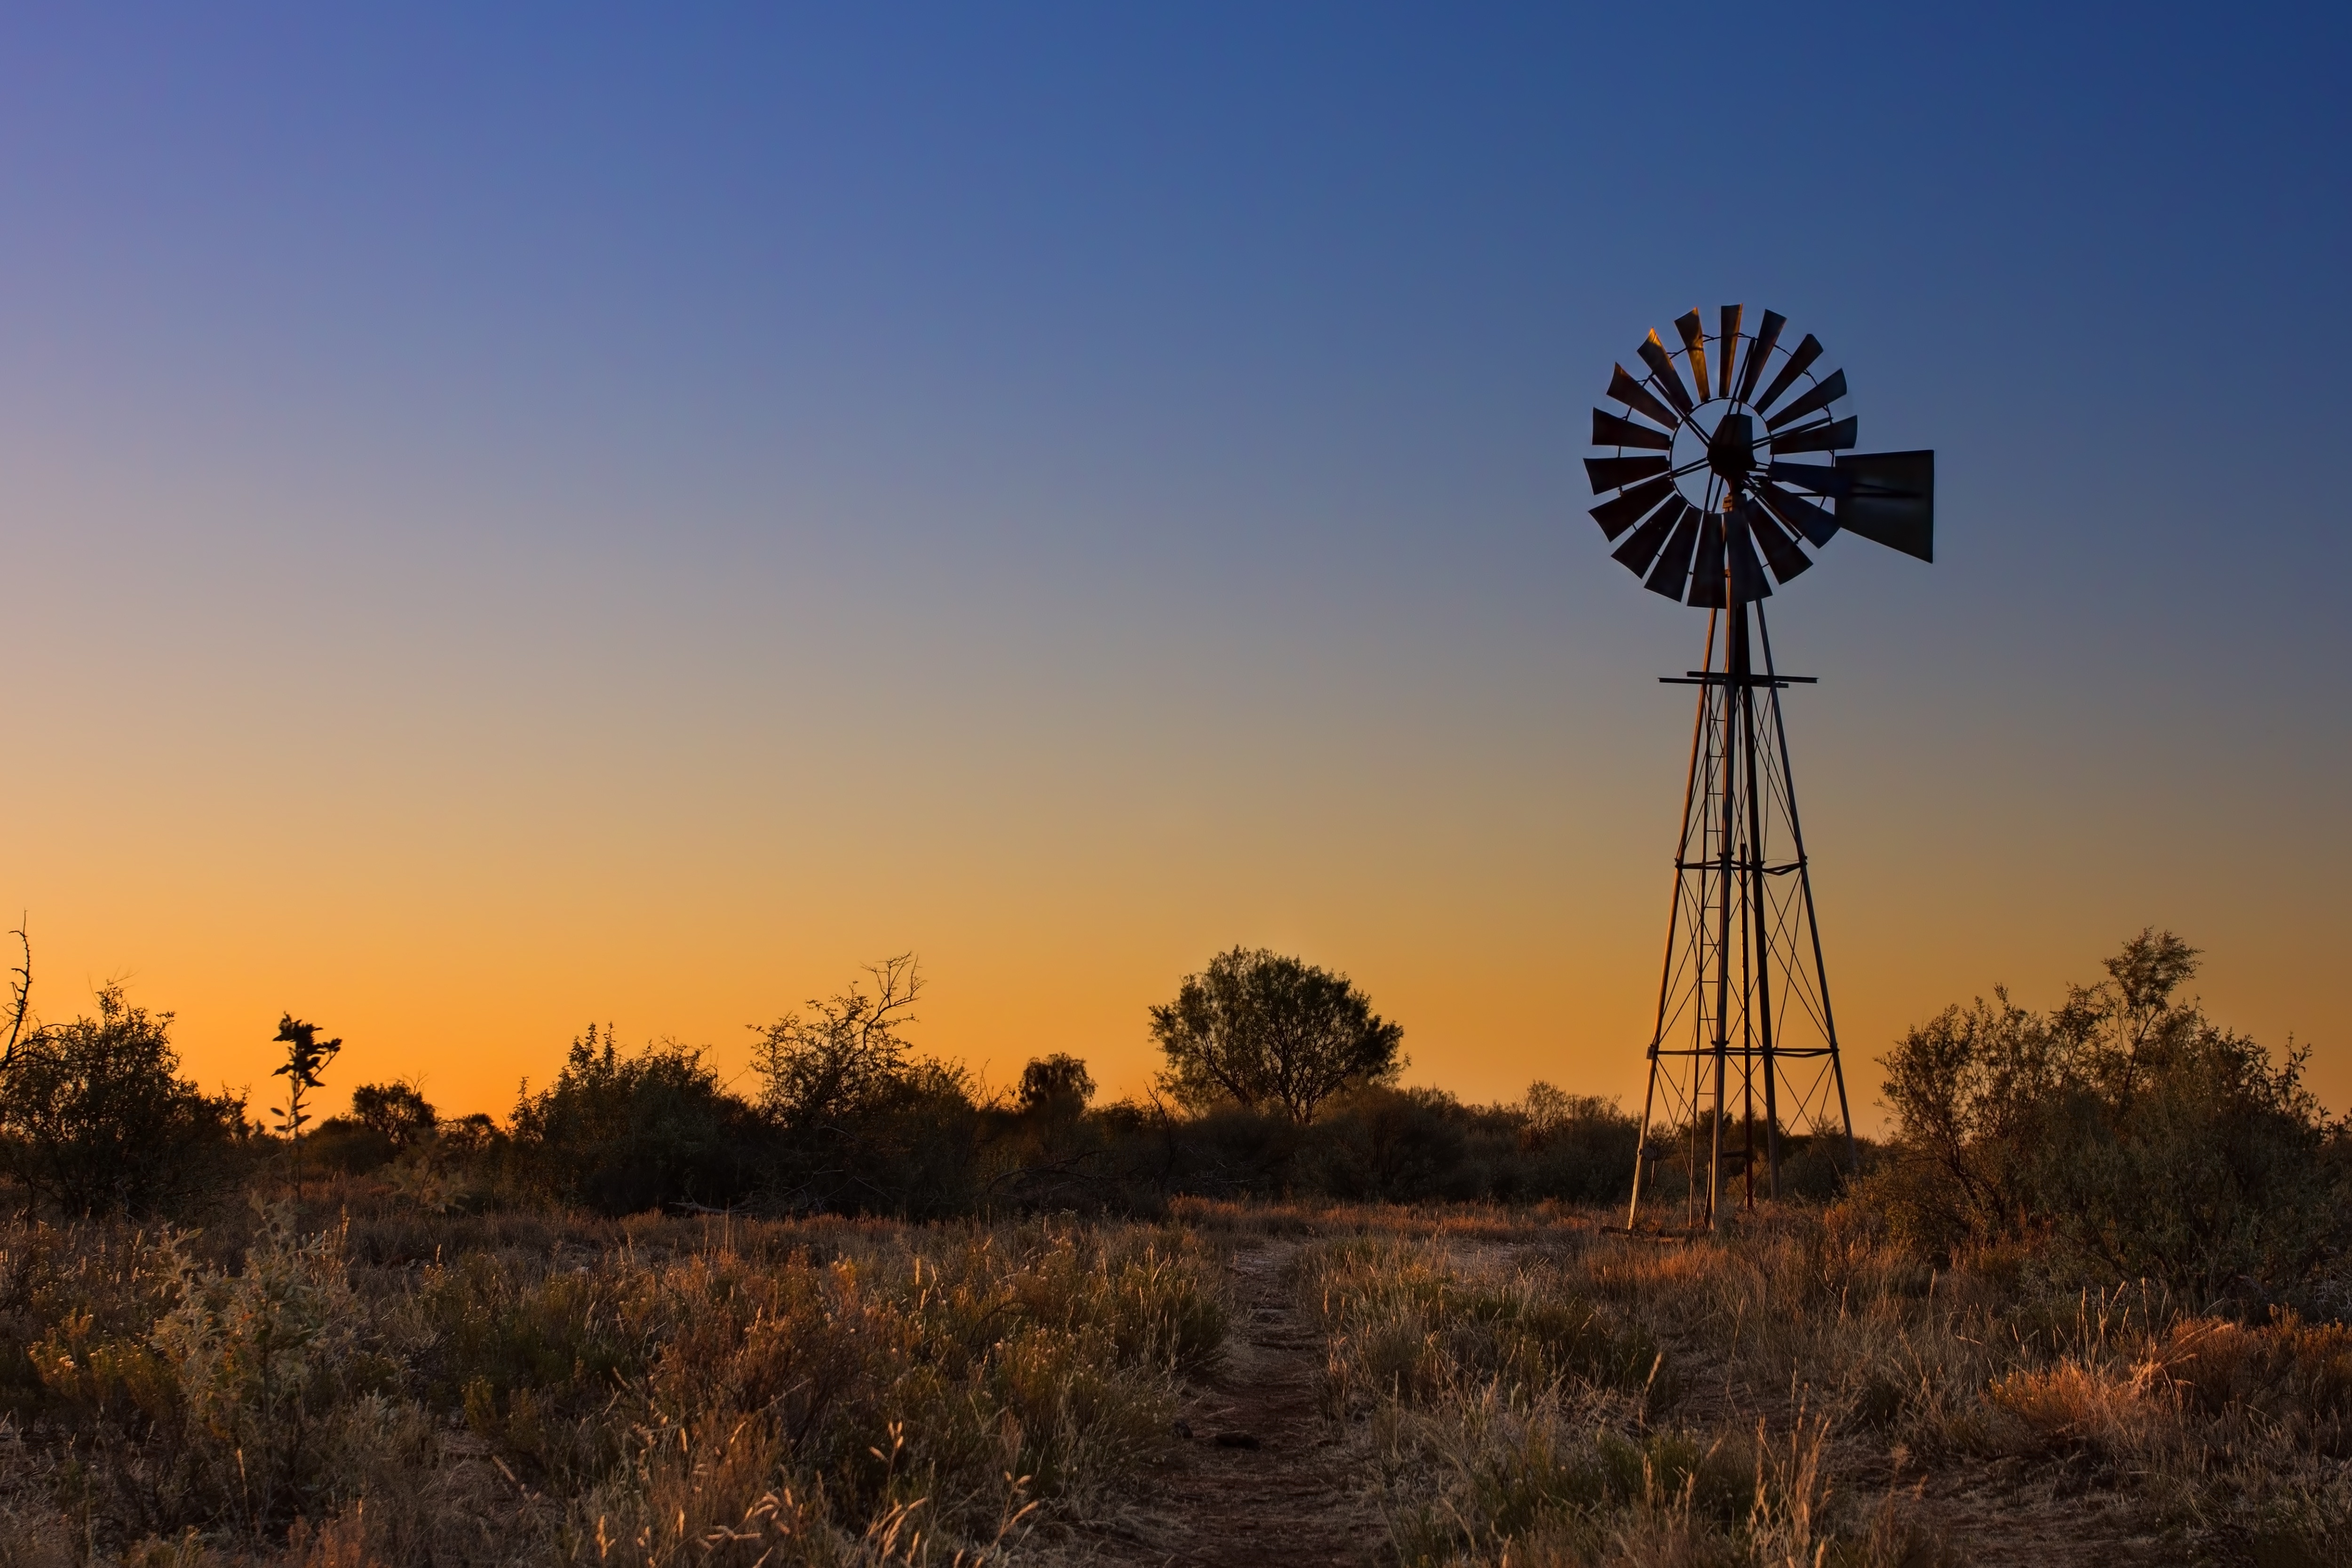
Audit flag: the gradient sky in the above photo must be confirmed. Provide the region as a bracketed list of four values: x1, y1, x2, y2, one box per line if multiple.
[1, 5, 2345, 1126]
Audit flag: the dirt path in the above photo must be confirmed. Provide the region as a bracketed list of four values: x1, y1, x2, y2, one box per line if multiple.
[1088, 1238, 1381, 1567]
[1079, 1227, 2162, 1566]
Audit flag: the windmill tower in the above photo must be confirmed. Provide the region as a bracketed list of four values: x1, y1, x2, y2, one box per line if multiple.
[1585, 307, 1934, 1229]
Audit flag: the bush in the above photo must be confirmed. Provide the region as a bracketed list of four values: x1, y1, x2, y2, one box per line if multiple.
[1303, 1087, 1475, 1201]
[350, 1080, 436, 1148]
[0, 985, 249, 1218]
[1017, 1052, 1096, 1116]
[751, 957, 987, 1215]
[509, 1026, 765, 1214]
[1512, 1083, 1643, 1203]
[1872, 930, 2348, 1301]
[1058, 1083, 1638, 1208]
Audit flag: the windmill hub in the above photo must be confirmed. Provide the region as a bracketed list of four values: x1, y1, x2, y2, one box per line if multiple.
[1707, 412, 1756, 486]
[1666, 401, 1772, 510]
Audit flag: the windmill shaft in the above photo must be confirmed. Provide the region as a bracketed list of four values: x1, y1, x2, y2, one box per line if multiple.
[1630, 601, 1855, 1230]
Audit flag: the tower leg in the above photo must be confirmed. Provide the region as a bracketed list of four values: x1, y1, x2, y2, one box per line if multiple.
[1754, 605, 1858, 1173]
[1627, 1048, 1658, 1231]
[1629, 611, 1718, 1230]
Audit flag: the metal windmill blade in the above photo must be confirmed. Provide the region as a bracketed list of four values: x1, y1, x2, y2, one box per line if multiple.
[1590, 476, 1676, 540]
[1743, 498, 1812, 583]
[1592, 408, 1673, 451]
[1614, 497, 1686, 575]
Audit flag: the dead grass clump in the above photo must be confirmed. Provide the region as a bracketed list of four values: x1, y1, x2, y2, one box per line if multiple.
[1296, 1234, 1905, 1566]
[0, 1208, 1227, 1565]
[1969, 1361, 2179, 1459]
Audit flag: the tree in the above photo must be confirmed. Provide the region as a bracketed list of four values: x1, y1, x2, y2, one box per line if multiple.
[271, 1015, 342, 1202]
[749, 957, 986, 1216]
[349, 1080, 437, 1149]
[1150, 947, 1405, 1123]
[0, 924, 33, 1076]
[750, 955, 925, 1130]
[0, 984, 247, 1216]
[1017, 1053, 1096, 1114]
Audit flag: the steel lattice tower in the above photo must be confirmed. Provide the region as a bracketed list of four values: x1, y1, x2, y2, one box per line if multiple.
[1627, 596, 1855, 1227]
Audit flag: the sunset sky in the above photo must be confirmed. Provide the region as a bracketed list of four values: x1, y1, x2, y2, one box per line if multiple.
[1, 5, 2345, 1125]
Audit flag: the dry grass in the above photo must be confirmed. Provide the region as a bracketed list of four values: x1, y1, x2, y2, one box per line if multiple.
[6, 1190, 2350, 1566]
[0, 1193, 1227, 1566]
[1292, 1205, 2352, 1566]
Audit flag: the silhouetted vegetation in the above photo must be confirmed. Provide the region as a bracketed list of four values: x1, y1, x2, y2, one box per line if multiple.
[1150, 946, 1405, 1122]
[749, 955, 989, 1217]
[508, 1025, 766, 1215]
[269, 1013, 342, 1201]
[1870, 929, 2350, 1305]
[0, 930, 2341, 1562]
[0, 985, 248, 1218]
[349, 1077, 436, 1148]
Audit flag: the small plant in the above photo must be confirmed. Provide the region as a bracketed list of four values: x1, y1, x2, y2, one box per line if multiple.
[271, 1014, 342, 1202]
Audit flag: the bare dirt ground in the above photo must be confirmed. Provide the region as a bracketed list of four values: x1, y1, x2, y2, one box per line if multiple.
[1085, 1238, 1381, 1568]
[1890, 1458, 2173, 1567]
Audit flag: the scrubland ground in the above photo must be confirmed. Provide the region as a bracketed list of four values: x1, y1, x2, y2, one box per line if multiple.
[1, 1188, 2346, 1567]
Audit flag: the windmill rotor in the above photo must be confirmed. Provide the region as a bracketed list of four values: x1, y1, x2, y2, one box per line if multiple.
[1583, 307, 1935, 605]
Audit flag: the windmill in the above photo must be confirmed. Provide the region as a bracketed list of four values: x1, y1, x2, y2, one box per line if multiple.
[1586, 306, 1933, 1229]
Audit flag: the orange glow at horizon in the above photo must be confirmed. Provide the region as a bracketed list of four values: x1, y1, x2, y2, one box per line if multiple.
[7, 554, 2337, 1139]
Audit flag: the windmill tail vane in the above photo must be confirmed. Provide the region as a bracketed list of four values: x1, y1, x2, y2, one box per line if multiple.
[1586, 306, 1935, 1231]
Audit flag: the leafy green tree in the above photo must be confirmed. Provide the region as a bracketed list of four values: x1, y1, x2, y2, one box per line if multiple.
[0, 985, 247, 1217]
[1150, 947, 1405, 1124]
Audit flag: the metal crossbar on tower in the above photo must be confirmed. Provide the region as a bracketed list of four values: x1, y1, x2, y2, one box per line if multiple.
[1581, 305, 1936, 1229]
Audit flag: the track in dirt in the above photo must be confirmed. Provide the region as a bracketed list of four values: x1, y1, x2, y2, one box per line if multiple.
[1090, 1239, 1379, 1568]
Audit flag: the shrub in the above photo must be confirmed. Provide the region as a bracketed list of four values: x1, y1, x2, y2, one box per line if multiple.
[350, 1081, 436, 1149]
[509, 1026, 764, 1214]
[0, 985, 248, 1218]
[1303, 1087, 1475, 1202]
[1511, 1082, 1641, 1203]
[1872, 930, 2347, 1300]
[148, 1203, 365, 1529]
[751, 957, 987, 1215]
[1017, 1052, 1096, 1116]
